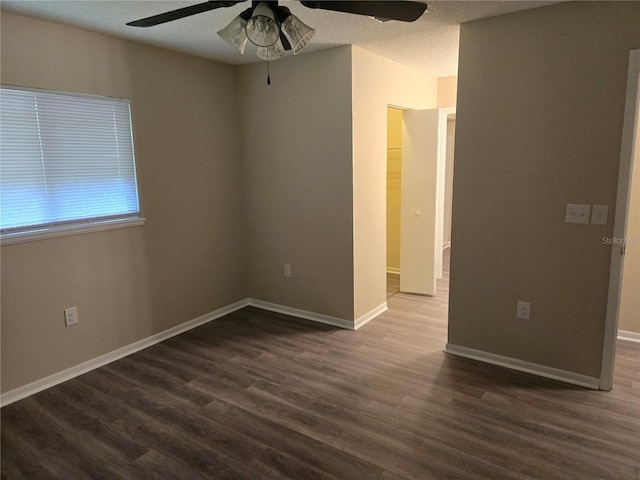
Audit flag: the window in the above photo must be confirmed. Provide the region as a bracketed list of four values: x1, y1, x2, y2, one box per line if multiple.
[1, 86, 143, 244]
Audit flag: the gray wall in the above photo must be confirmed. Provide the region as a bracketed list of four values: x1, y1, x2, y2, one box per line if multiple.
[238, 47, 355, 321]
[449, 2, 640, 377]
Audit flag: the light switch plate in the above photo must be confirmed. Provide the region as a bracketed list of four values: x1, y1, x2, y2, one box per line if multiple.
[565, 204, 590, 224]
[591, 205, 608, 225]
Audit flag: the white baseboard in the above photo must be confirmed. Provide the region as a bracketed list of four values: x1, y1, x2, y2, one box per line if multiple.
[386, 267, 401, 275]
[354, 302, 388, 330]
[247, 299, 387, 331]
[1, 298, 390, 407]
[618, 329, 640, 343]
[444, 343, 600, 390]
[0, 299, 250, 407]
[247, 299, 355, 330]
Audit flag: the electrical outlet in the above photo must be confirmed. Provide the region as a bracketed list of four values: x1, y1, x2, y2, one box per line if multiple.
[64, 306, 79, 327]
[517, 301, 531, 320]
[283, 264, 292, 278]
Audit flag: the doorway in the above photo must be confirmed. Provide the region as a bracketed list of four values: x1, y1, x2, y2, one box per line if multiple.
[386, 106, 456, 298]
[601, 49, 640, 390]
[618, 80, 640, 340]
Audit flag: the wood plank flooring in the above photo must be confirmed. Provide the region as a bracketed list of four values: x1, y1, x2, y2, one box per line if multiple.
[2, 255, 639, 479]
[387, 272, 400, 298]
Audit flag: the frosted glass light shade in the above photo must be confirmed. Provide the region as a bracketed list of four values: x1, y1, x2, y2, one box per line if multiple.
[281, 15, 315, 54]
[257, 39, 286, 61]
[217, 16, 248, 54]
[246, 3, 280, 47]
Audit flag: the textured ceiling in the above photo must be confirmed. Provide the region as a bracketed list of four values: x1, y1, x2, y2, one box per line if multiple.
[1, 1, 559, 77]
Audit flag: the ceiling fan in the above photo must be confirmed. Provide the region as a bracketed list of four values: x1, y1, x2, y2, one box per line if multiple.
[127, 1, 429, 62]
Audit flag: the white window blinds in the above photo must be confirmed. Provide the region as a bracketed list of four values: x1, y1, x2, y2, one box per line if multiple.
[1, 87, 140, 237]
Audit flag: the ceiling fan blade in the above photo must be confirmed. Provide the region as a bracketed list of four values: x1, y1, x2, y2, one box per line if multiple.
[127, 1, 246, 27]
[300, 1, 427, 23]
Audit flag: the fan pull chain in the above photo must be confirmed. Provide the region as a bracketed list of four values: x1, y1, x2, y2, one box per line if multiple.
[266, 51, 271, 85]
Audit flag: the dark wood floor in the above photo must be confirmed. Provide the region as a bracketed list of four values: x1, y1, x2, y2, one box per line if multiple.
[2, 256, 639, 479]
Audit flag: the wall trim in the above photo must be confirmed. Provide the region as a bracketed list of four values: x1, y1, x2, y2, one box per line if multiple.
[444, 343, 601, 390]
[0, 217, 145, 246]
[354, 302, 388, 330]
[1, 298, 391, 407]
[618, 329, 640, 343]
[247, 299, 356, 330]
[0, 299, 250, 407]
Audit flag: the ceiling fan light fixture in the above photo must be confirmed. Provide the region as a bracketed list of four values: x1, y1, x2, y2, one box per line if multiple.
[216, 15, 249, 54]
[245, 3, 280, 47]
[281, 14, 315, 54]
[257, 38, 286, 61]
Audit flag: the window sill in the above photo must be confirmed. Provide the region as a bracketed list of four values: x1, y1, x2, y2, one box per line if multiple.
[0, 217, 146, 246]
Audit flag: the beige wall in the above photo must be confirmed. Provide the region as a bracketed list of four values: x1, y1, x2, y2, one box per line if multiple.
[1, 13, 246, 392]
[238, 47, 355, 321]
[351, 46, 438, 319]
[618, 89, 640, 334]
[438, 76, 458, 108]
[386, 107, 403, 272]
[449, 2, 640, 378]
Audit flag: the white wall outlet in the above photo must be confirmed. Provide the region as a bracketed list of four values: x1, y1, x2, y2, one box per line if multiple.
[565, 204, 590, 224]
[517, 301, 531, 320]
[283, 264, 292, 278]
[591, 204, 608, 225]
[64, 306, 79, 327]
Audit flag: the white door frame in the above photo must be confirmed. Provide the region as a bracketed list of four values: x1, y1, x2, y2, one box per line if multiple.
[600, 49, 640, 390]
[436, 107, 456, 280]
